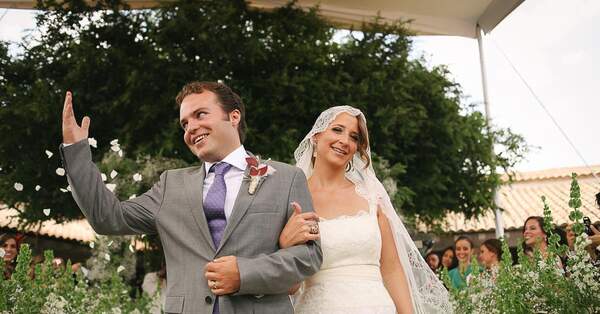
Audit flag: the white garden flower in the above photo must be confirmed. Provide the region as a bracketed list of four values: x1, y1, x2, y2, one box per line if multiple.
[14, 182, 23, 191]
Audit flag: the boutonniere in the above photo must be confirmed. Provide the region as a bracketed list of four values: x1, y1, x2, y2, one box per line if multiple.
[245, 156, 276, 195]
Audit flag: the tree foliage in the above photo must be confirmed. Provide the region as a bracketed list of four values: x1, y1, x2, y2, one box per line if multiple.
[0, 0, 527, 226]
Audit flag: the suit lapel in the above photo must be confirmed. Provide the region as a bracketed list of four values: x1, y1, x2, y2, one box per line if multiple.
[183, 164, 216, 252]
[217, 165, 256, 254]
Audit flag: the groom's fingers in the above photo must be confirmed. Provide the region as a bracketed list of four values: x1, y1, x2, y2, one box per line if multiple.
[81, 116, 91, 132]
[62, 91, 75, 123]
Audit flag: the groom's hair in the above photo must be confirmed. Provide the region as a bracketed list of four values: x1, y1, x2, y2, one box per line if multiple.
[176, 81, 247, 143]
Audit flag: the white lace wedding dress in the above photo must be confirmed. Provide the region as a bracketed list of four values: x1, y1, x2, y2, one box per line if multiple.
[294, 203, 396, 314]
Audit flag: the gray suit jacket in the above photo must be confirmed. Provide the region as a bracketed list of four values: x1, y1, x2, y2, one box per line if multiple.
[60, 140, 322, 314]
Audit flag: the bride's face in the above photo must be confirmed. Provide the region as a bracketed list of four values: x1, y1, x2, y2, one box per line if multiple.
[313, 113, 359, 170]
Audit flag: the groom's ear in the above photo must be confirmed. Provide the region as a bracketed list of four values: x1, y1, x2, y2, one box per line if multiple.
[229, 109, 241, 128]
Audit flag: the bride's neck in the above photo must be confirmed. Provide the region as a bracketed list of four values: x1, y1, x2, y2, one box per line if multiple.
[310, 161, 348, 189]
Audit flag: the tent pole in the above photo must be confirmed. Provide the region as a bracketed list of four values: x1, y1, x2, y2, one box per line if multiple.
[477, 24, 505, 238]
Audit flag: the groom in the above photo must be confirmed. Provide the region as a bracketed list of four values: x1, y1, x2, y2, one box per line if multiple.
[60, 81, 322, 314]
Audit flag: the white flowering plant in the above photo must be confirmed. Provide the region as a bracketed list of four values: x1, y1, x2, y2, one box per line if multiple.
[448, 174, 600, 313]
[0, 244, 151, 313]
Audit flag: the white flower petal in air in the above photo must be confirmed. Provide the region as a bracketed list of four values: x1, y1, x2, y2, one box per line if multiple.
[110, 139, 119, 146]
[89, 242, 95, 249]
[104, 253, 111, 261]
[60, 188, 68, 193]
[110, 170, 118, 179]
[117, 265, 125, 273]
[132, 173, 142, 182]
[88, 137, 97, 148]
[129, 194, 136, 199]
[55, 168, 65, 176]
[14, 183, 23, 191]
[81, 267, 89, 277]
[101, 173, 107, 182]
[107, 241, 113, 247]
[66, 185, 71, 192]
[111, 145, 120, 152]
[128, 244, 135, 253]
[45, 150, 53, 158]
[43, 208, 51, 216]
[117, 150, 123, 157]
[106, 183, 117, 192]
[35, 185, 41, 191]
[0, 248, 5, 258]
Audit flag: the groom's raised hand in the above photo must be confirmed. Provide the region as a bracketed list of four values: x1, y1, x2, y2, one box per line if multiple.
[62, 91, 91, 144]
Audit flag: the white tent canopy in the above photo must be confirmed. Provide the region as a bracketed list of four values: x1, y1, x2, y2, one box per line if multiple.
[2, 0, 523, 37]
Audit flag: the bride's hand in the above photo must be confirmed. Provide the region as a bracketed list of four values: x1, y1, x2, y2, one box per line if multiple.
[279, 202, 320, 249]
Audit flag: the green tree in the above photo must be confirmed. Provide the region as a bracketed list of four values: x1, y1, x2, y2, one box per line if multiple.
[0, 0, 526, 226]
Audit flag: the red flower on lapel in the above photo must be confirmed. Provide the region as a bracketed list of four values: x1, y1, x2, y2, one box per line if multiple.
[245, 156, 275, 195]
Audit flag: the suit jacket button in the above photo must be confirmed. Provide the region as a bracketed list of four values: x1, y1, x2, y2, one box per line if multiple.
[205, 296, 213, 304]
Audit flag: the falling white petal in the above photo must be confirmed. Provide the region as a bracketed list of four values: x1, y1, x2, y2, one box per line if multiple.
[106, 183, 117, 192]
[110, 139, 119, 146]
[60, 188, 68, 193]
[45, 150, 53, 158]
[88, 137, 98, 148]
[132, 173, 142, 182]
[107, 240, 113, 247]
[14, 183, 23, 191]
[104, 253, 111, 261]
[129, 194, 136, 199]
[117, 150, 123, 157]
[128, 244, 135, 253]
[111, 145, 120, 152]
[0, 248, 5, 258]
[110, 170, 118, 179]
[35, 185, 41, 191]
[81, 267, 89, 277]
[117, 265, 125, 273]
[43, 208, 51, 216]
[89, 242, 95, 249]
[66, 185, 71, 192]
[101, 173, 107, 182]
[56, 168, 66, 176]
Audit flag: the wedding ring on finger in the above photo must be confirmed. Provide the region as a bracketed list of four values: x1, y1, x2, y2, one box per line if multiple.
[309, 222, 319, 235]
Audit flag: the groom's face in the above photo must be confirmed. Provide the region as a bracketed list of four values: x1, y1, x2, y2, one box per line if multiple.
[180, 91, 241, 162]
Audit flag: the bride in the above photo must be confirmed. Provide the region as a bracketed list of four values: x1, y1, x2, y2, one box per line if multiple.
[279, 106, 452, 313]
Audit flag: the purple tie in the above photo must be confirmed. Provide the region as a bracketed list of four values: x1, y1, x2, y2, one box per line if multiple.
[204, 162, 232, 314]
[204, 162, 233, 248]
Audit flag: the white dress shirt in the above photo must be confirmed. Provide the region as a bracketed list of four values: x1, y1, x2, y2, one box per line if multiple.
[203, 145, 249, 220]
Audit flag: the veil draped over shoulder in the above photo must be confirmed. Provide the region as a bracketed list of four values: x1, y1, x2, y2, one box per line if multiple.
[293, 106, 453, 314]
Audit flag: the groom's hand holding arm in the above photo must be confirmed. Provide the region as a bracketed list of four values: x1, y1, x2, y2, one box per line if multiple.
[205, 256, 240, 295]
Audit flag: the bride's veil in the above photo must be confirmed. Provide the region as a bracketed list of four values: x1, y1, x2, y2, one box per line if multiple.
[294, 106, 453, 313]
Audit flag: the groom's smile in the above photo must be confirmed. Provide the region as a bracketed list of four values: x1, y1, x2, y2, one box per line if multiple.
[180, 91, 242, 162]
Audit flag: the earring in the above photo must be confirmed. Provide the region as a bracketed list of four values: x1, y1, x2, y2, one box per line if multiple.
[345, 160, 353, 172]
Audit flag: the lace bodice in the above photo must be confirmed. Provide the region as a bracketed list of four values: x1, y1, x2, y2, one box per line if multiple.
[295, 204, 396, 314]
[317, 209, 381, 271]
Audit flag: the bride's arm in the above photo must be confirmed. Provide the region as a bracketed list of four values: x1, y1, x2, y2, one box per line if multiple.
[278, 202, 320, 249]
[378, 208, 415, 314]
